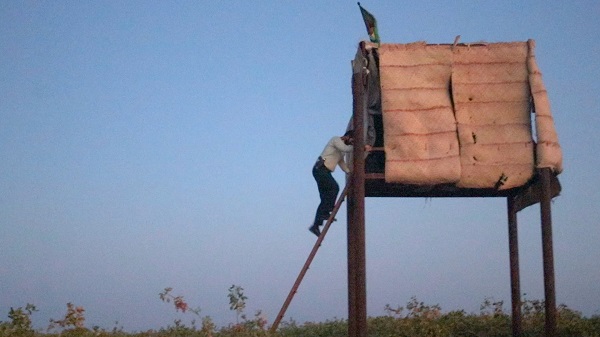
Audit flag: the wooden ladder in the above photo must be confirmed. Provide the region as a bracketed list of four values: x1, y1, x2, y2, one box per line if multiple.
[269, 183, 350, 333]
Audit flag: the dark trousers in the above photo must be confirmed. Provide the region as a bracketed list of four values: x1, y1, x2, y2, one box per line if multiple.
[313, 159, 339, 227]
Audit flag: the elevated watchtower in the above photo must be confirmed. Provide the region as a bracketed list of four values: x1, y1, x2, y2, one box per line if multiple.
[347, 39, 562, 337]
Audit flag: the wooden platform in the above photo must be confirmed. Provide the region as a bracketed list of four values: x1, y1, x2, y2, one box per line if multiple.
[365, 170, 561, 212]
[362, 147, 560, 210]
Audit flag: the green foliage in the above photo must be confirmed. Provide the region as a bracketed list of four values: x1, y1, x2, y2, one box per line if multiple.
[0, 303, 37, 336]
[1, 294, 599, 337]
[160, 288, 201, 316]
[200, 316, 216, 337]
[227, 285, 247, 324]
[278, 318, 347, 337]
[221, 284, 269, 337]
[48, 302, 86, 332]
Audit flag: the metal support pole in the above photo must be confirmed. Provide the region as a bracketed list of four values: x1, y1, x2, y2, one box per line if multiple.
[540, 168, 557, 337]
[346, 183, 357, 336]
[348, 64, 367, 337]
[507, 196, 522, 337]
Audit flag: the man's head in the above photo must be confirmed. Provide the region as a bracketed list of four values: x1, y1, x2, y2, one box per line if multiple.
[342, 130, 354, 145]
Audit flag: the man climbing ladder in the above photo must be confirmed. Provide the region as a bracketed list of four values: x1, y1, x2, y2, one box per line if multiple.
[310, 130, 371, 237]
[271, 130, 371, 331]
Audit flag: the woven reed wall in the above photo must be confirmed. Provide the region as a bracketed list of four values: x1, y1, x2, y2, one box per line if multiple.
[378, 40, 562, 189]
[379, 43, 461, 185]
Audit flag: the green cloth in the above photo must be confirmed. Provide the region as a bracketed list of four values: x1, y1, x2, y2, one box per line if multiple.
[358, 2, 380, 44]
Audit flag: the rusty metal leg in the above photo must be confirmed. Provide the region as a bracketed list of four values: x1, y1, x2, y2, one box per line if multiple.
[348, 64, 367, 337]
[348, 189, 366, 337]
[540, 168, 557, 337]
[508, 196, 522, 337]
[346, 191, 357, 336]
[347, 190, 366, 337]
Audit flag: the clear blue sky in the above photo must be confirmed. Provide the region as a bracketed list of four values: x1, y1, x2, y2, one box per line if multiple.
[1, 1, 599, 332]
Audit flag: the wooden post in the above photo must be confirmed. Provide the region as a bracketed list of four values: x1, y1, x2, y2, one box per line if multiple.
[507, 196, 522, 337]
[540, 168, 557, 337]
[348, 64, 367, 337]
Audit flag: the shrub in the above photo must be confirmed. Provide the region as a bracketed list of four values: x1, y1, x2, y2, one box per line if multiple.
[0, 304, 37, 336]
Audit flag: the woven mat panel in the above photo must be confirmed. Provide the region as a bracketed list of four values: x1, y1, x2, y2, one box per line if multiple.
[380, 43, 461, 184]
[527, 40, 563, 173]
[454, 101, 530, 125]
[452, 42, 529, 63]
[377, 41, 560, 188]
[452, 42, 535, 189]
[456, 123, 533, 147]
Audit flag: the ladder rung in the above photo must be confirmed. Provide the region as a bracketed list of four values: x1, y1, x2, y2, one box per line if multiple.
[365, 173, 385, 180]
